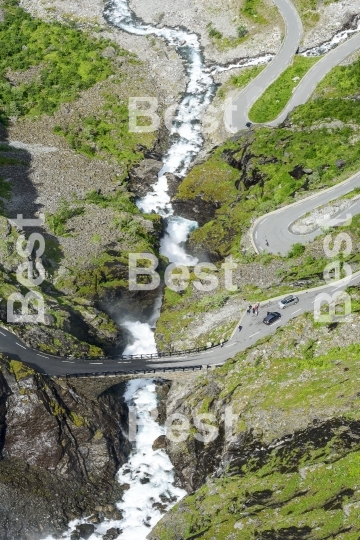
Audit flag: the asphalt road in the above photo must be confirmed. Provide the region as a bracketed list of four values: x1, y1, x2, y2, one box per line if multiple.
[224, 0, 302, 132]
[224, 3, 360, 131]
[1, 269, 359, 375]
[2, 0, 360, 376]
[253, 173, 360, 255]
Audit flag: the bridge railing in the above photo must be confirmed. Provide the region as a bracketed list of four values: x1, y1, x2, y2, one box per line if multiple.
[50, 364, 209, 378]
[68, 340, 229, 363]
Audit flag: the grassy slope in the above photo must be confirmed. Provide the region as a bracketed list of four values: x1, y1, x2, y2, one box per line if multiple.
[156, 46, 360, 350]
[249, 56, 319, 122]
[176, 53, 360, 260]
[0, 1, 161, 355]
[151, 298, 360, 539]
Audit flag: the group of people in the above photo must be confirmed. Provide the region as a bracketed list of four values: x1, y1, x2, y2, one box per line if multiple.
[238, 302, 260, 331]
[247, 303, 259, 316]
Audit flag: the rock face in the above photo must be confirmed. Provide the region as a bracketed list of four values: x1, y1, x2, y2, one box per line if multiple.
[128, 159, 163, 197]
[128, 159, 181, 200]
[171, 196, 220, 227]
[0, 355, 131, 540]
[149, 336, 360, 539]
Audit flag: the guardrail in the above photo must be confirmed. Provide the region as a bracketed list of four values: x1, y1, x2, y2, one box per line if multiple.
[50, 364, 210, 378]
[67, 340, 229, 362]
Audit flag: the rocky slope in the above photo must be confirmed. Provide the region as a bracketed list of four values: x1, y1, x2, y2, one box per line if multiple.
[0, 0, 165, 356]
[149, 308, 360, 539]
[0, 354, 132, 540]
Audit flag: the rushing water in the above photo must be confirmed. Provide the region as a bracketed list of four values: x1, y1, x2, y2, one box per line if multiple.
[105, 0, 216, 266]
[42, 380, 186, 540]
[42, 6, 360, 540]
[301, 15, 360, 56]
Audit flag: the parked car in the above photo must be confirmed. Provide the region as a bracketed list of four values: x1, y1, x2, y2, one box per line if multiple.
[263, 312, 281, 325]
[278, 295, 299, 309]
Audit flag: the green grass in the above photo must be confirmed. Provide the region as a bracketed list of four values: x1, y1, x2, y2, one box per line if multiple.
[84, 188, 138, 213]
[151, 328, 360, 539]
[229, 64, 265, 89]
[249, 56, 319, 123]
[8, 359, 35, 381]
[176, 52, 360, 260]
[206, 22, 249, 50]
[241, 0, 269, 24]
[0, 0, 126, 119]
[53, 92, 155, 175]
[47, 199, 84, 237]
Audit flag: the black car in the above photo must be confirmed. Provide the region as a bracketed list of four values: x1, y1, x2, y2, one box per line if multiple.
[263, 312, 281, 325]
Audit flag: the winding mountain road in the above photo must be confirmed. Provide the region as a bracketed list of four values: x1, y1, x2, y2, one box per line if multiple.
[224, 1, 360, 131]
[1, 269, 359, 375]
[224, 0, 303, 132]
[253, 173, 360, 255]
[2, 0, 360, 376]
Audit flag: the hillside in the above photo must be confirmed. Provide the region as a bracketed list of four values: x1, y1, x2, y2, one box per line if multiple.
[150, 306, 360, 539]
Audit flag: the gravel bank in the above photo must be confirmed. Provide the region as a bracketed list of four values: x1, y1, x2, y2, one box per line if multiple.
[302, 0, 360, 49]
[290, 196, 359, 235]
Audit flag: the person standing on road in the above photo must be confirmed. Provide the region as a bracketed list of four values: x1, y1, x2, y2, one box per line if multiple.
[265, 238, 269, 247]
[247, 304, 252, 314]
[238, 325, 242, 332]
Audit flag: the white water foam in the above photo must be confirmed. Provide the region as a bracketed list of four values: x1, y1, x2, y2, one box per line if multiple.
[105, 0, 217, 264]
[209, 53, 274, 74]
[115, 379, 186, 538]
[121, 296, 162, 355]
[160, 216, 198, 265]
[121, 321, 157, 355]
[41, 380, 186, 540]
[302, 17, 360, 56]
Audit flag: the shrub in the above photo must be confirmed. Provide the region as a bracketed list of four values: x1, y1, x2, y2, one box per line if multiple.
[237, 25, 248, 38]
[287, 243, 306, 258]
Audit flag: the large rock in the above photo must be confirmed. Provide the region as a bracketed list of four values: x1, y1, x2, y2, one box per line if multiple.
[0, 355, 131, 540]
[128, 159, 163, 197]
[152, 435, 166, 451]
[75, 524, 95, 539]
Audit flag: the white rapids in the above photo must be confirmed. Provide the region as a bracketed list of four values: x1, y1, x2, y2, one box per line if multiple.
[42, 380, 186, 540]
[302, 15, 360, 56]
[41, 4, 360, 540]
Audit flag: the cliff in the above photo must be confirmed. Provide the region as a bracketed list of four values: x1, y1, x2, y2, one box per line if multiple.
[149, 312, 360, 539]
[0, 354, 130, 540]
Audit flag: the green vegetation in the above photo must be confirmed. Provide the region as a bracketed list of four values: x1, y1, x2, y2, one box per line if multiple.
[155, 448, 360, 539]
[49, 401, 66, 417]
[230, 64, 265, 89]
[177, 53, 360, 260]
[241, 0, 268, 23]
[237, 25, 248, 38]
[249, 56, 319, 122]
[291, 54, 360, 128]
[206, 22, 249, 50]
[53, 92, 155, 175]
[70, 412, 88, 427]
[287, 242, 306, 258]
[217, 64, 265, 100]
[0, 0, 122, 119]
[294, 0, 320, 29]
[155, 269, 239, 350]
[152, 315, 360, 539]
[85, 188, 138, 214]
[207, 23, 223, 40]
[9, 359, 35, 381]
[47, 199, 84, 237]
